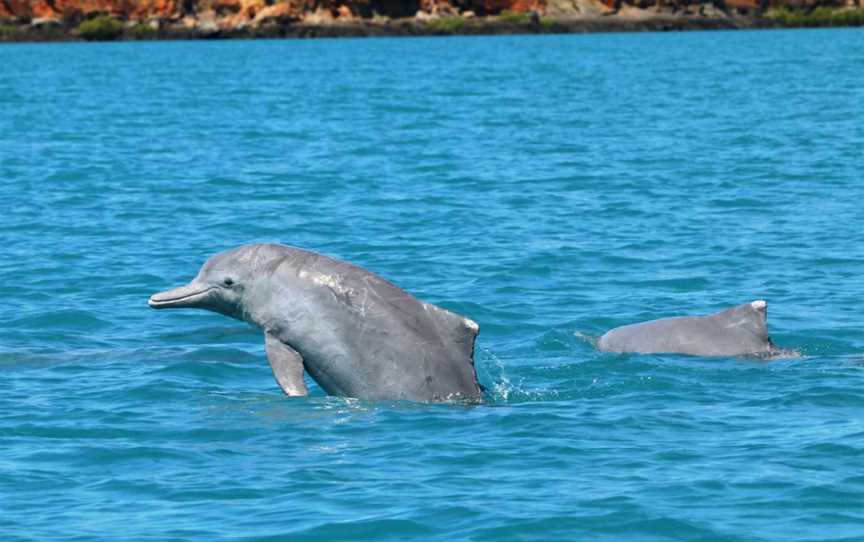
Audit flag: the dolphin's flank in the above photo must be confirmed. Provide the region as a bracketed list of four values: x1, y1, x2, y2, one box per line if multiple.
[149, 243, 483, 402]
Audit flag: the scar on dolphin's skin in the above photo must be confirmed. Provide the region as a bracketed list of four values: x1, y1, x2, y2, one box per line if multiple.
[149, 243, 483, 402]
[597, 300, 797, 358]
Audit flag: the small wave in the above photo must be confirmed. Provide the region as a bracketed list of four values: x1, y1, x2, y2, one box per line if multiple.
[573, 331, 600, 349]
[12, 310, 112, 331]
[476, 348, 561, 404]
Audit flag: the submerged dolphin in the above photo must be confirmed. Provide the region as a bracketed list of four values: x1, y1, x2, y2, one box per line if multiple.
[598, 300, 794, 358]
[149, 244, 483, 402]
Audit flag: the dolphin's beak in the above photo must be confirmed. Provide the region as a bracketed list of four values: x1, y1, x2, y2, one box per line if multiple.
[148, 283, 214, 309]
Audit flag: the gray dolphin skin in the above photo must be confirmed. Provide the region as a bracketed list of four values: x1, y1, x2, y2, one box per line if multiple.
[148, 243, 483, 402]
[598, 300, 793, 358]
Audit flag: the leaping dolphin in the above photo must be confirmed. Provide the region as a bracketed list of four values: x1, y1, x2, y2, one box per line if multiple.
[597, 300, 795, 358]
[149, 244, 483, 402]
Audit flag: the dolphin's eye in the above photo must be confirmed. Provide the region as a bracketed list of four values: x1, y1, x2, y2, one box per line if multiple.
[223, 278, 234, 287]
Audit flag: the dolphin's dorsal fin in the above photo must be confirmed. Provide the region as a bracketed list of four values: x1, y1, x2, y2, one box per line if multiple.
[750, 299, 767, 318]
[714, 300, 770, 343]
[422, 302, 479, 361]
[745, 299, 769, 337]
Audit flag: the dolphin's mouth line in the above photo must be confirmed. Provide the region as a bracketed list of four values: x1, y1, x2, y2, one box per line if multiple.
[149, 286, 215, 307]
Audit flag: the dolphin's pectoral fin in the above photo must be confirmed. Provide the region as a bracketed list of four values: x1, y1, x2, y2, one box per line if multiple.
[264, 333, 308, 397]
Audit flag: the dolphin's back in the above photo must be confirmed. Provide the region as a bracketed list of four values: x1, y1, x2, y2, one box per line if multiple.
[598, 301, 775, 357]
[268, 245, 483, 401]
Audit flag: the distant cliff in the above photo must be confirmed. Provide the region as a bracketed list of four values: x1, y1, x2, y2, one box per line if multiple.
[1, 0, 861, 40]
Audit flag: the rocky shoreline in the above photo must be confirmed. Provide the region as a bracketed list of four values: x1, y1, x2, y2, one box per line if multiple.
[0, 1, 861, 42]
[0, 15, 778, 42]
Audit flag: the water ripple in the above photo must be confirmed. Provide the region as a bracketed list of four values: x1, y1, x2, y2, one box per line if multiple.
[2, 29, 863, 542]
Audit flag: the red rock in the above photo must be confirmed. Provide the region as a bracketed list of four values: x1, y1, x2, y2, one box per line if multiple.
[469, 0, 545, 14]
[419, 0, 454, 14]
[30, 1, 57, 19]
[213, 0, 243, 12]
[253, 2, 301, 26]
[1, 0, 852, 31]
[723, 0, 762, 10]
[218, 0, 267, 27]
[301, 5, 336, 23]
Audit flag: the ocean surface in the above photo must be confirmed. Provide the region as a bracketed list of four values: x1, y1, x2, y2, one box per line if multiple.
[2, 28, 863, 541]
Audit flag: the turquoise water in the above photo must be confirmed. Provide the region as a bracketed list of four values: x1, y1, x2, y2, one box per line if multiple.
[2, 29, 863, 540]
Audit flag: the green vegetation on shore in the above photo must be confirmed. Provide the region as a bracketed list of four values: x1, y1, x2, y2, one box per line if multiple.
[498, 10, 535, 25]
[0, 23, 21, 38]
[77, 16, 124, 41]
[426, 15, 467, 34]
[131, 22, 155, 38]
[767, 7, 864, 27]
[424, 9, 541, 34]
